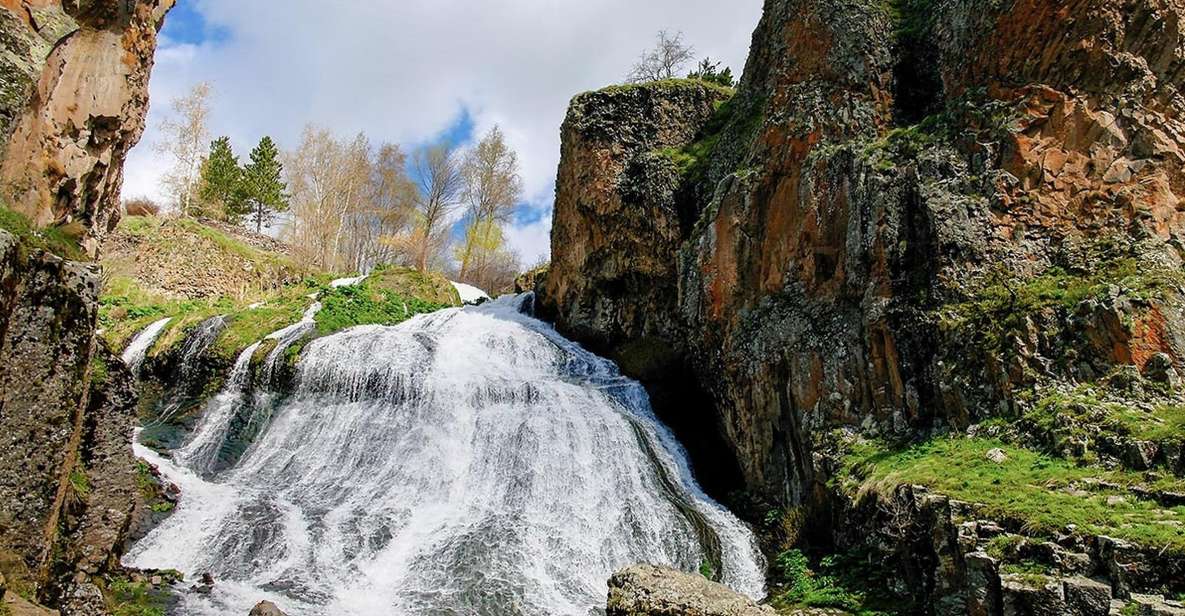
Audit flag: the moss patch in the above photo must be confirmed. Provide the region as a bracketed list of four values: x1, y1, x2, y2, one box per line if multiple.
[843, 437, 1185, 551]
[0, 205, 86, 260]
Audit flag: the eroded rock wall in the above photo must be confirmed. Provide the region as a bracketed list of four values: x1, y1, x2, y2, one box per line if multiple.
[0, 0, 174, 256]
[0, 1, 172, 612]
[544, 0, 1185, 518]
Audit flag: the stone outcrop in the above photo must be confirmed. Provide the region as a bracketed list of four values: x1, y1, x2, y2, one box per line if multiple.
[606, 565, 775, 616]
[0, 228, 100, 585]
[544, 0, 1185, 612]
[544, 0, 1185, 504]
[0, 230, 148, 613]
[0, 1, 173, 613]
[0, 0, 175, 256]
[248, 600, 289, 616]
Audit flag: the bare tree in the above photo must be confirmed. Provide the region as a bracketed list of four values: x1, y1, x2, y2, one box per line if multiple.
[628, 30, 696, 83]
[458, 126, 523, 281]
[156, 82, 212, 216]
[409, 141, 464, 272]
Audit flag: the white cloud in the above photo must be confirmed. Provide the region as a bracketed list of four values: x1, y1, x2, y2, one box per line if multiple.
[124, 0, 765, 263]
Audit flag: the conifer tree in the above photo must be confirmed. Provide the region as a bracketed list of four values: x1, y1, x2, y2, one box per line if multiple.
[198, 137, 247, 222]
[242, 136, 289, 233]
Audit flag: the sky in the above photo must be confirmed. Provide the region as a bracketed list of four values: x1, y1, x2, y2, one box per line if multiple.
[122, 0, 765, 266]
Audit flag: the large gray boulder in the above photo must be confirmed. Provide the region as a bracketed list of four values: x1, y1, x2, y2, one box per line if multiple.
[606, 565, 775, 616]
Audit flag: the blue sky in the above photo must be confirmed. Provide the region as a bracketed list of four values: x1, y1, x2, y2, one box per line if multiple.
[125, 0, 764, 265]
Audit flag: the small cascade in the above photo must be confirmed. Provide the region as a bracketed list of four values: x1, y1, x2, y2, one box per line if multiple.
[121, 317, 172, 376]
[175, 341, 262, 476]
[175, 315, 227, 384]
[126, 295, 765, 615]
[262, 302, 322, 382]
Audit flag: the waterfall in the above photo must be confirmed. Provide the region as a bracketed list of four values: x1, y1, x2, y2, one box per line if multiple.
[175, 341, 262, 476]
[149, 315, 229, 427]
[122, 317, 172, 375]
[125, 295, 765, 615]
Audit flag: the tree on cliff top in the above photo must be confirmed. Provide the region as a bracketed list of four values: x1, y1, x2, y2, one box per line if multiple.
[628, 30, 695, 83]
[242, 136, 289, 233]
[198, 136, 248, 223]
[156, 82, 212, 217]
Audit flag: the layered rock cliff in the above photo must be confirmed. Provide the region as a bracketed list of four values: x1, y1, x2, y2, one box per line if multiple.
[0, 1, 172, 613]
[543, 0, 1185, 612]
[0, 0, 173, 255]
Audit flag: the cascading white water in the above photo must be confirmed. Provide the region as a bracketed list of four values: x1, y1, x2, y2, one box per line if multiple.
[175, 341, 262, 476]
[122, 317, 172, 375]
[126, 295, 765, 615]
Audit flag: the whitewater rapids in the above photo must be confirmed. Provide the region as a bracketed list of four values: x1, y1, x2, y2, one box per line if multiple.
[125, 295, 765, 615]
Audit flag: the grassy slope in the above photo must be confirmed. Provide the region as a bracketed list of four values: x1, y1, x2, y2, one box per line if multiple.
[844, 438, 1185, 550]
[101, 218, 461, 363]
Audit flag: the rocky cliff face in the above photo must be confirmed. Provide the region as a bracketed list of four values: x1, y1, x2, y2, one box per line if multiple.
[544, 0, 1185, 612]
[0, 232, 148, 614]
[0, 1, 172, 613]
[0, 0, 174, 256]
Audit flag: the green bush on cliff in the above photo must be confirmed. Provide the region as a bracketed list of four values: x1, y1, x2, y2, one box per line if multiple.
[769, 549, 894, 615]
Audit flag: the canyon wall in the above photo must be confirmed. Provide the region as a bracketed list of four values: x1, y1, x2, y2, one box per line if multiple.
[545, 0, 1185, 511]
[0, 1, 172, 613]
[545, 0, 1185, 611]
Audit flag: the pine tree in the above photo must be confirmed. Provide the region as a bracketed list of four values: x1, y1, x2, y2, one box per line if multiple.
[242, 136, 289, 233]
[198, 137, 248, 222]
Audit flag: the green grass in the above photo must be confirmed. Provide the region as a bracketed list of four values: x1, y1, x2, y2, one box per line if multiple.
[844, 438, 1185, 551]
[100, 273, 325, 361]
[315, 278, 450, 336]
[0, 205, 86, 260]
[1026, 383, 1185, 444]
[105, 578, 168, 616]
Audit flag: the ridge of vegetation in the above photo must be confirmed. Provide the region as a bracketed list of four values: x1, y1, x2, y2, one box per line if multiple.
[841, 437, 1185, 551]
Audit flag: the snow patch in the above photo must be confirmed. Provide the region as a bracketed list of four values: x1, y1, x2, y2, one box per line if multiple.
[450, 281, 490, 305]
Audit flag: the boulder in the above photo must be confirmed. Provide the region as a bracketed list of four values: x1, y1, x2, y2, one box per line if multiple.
[1061, 577, 1111, 616]
[606, 565, 774, 616]
[248, 601, 288, 616]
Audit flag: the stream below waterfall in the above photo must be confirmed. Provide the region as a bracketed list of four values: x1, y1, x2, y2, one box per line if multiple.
[124, 294, 765, 615]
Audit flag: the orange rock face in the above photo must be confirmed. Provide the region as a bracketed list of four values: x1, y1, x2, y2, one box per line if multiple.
[0, 0, 175, 256]
[543, 0, 1185, 507]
